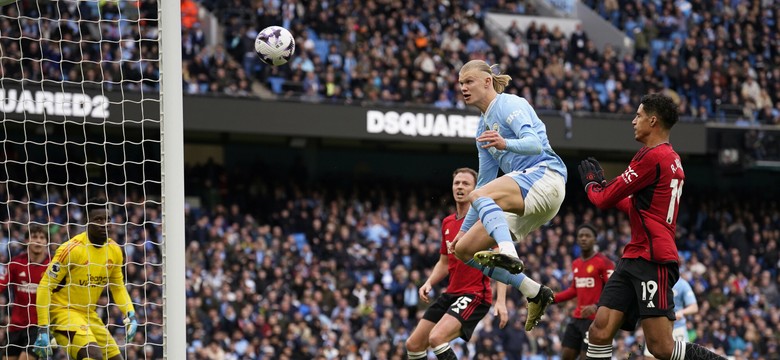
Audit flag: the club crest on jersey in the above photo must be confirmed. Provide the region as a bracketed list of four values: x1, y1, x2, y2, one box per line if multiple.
[586, 265, 594, 274]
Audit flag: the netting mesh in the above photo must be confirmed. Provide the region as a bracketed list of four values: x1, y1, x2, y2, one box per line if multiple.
[0, 1, 163, 358]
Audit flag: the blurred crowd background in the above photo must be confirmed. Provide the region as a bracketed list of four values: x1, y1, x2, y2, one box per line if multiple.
[1, 0, 779, 124]
[1, 0, 780, 359]
[2, 162, 778, 359]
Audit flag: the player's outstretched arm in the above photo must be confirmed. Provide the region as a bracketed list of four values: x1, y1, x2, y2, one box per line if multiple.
[553, 284, 577, 304]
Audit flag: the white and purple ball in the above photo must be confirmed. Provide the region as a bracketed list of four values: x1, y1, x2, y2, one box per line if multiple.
[254, 26, 295, 66]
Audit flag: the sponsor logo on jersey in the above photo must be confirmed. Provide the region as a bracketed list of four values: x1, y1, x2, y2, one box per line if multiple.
[366, 110, 479, 138]
[78, 275, 109, 287]
[18, 281, 38, 294]
[621, 166, 638, 184]
[575, 277, 595, 288]
[506, 109, 522, 124]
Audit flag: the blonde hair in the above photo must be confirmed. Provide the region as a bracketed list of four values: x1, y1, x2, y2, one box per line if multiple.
[460, 60, 512, 93]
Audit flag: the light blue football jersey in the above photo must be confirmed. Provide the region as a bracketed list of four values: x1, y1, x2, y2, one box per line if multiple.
[474, 93, 567, 188]
[673, 278, 697, 329]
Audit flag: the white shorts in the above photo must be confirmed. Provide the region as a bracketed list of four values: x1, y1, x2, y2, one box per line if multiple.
[504, 167, 566, 241]
[643, 327, 688, 357]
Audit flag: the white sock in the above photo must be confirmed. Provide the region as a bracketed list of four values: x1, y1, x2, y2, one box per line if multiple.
[518, 277, 541, 298]
[498, 241, 518, 257]
[407, 350, 427, 359]
[432, 343, 451, 355]
[671, 340, 686, 360]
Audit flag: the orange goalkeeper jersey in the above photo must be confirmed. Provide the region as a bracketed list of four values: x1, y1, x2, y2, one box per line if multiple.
[36, 232, 134, 327]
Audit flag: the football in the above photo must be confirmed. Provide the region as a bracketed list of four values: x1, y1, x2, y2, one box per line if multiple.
[254, 26, 295, 66]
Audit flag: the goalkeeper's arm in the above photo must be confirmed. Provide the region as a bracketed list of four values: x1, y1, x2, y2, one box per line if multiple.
[37, 245, 74, 326]
[109, 254, 137, 341]
[36, 269, 53, 327]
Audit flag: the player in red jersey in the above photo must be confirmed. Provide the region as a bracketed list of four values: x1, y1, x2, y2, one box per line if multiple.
[0, 224, 50, 360]
[406, 168, 508, 360]
[553, 224, 614, 360]
[579, 94, 724, 360]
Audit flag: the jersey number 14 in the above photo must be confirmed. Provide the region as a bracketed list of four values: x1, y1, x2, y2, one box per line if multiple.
[666, 179, 683, 224]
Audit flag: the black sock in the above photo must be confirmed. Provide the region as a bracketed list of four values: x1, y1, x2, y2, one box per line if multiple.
[683, 343, 727, 360]
[432, 343, 457, 360]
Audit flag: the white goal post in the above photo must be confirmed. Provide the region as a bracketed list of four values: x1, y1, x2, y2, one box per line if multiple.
[160, 0, 185, 359]
[0, 0, 184, 358]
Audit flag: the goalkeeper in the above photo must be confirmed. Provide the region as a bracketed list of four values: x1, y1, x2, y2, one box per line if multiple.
[34, 198, 138, 360]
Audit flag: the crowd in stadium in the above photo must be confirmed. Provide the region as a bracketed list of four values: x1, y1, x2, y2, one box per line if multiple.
[2, 0, 778, 124]
[2, 163, 778, 359]
[0, 185, 164, 360]
[1, 1, 779, 359]
[198, 0, 779, 125]
[176, 161, 778, 359]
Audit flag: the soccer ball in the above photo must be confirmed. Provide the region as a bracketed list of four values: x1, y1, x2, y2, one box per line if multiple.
[254, 26, 295, 66]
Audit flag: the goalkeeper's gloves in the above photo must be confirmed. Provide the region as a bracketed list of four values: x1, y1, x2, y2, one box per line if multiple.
[33, 326, 53, 358]
[124, 311, 138, 342]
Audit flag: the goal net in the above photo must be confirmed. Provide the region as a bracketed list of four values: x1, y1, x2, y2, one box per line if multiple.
[0, 1, 183, 358]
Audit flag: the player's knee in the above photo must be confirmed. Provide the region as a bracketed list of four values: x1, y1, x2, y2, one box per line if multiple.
[405, 337, 426, 353]
[467, 189, 485, 204]
[586, 322, 610, 344]
[452, 242, 471, 262]
[647, 343, 673, 360]
[78, 343, 105, 360]
[427, 331, 451, 349]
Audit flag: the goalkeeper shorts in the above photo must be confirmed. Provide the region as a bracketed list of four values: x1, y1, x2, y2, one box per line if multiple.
[51, 310, 120, 359]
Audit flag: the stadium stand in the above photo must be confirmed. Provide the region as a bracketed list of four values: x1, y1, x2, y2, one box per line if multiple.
[2, 1, 780, 359]
[4, 157, 778, 359]
[197, 0, 779, 125]
[181, 164, 779, 359]
[0, 0, 250, 96]
[2, 0, 777, 124]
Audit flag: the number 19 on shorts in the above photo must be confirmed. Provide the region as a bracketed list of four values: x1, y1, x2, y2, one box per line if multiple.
[641, 280, 658, 308]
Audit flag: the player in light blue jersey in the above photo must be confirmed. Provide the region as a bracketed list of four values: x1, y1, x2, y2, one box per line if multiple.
[644, 277, 699, 359]
[449, 59, 567, 331]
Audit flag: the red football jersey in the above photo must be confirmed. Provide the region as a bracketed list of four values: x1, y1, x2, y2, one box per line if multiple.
[0, 253, 50, 330]
[587, 144, 685, 263]
[440, 214, 492, 304]
[554, 253, 614, 319]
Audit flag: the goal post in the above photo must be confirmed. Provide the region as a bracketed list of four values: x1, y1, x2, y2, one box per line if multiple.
[0, 0, 184, 358]
[159, 0, 185, 358]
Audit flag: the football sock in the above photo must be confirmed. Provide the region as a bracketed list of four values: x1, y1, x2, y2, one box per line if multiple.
[465, 258, 525, 289]
[586, 343, 612, 359]
[407, 350, 427, 360]
[519, 277, 541, 299]
[683, 342, 726, 360]
[473, 197, 516, 253]
[432, 343, 458, 360]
